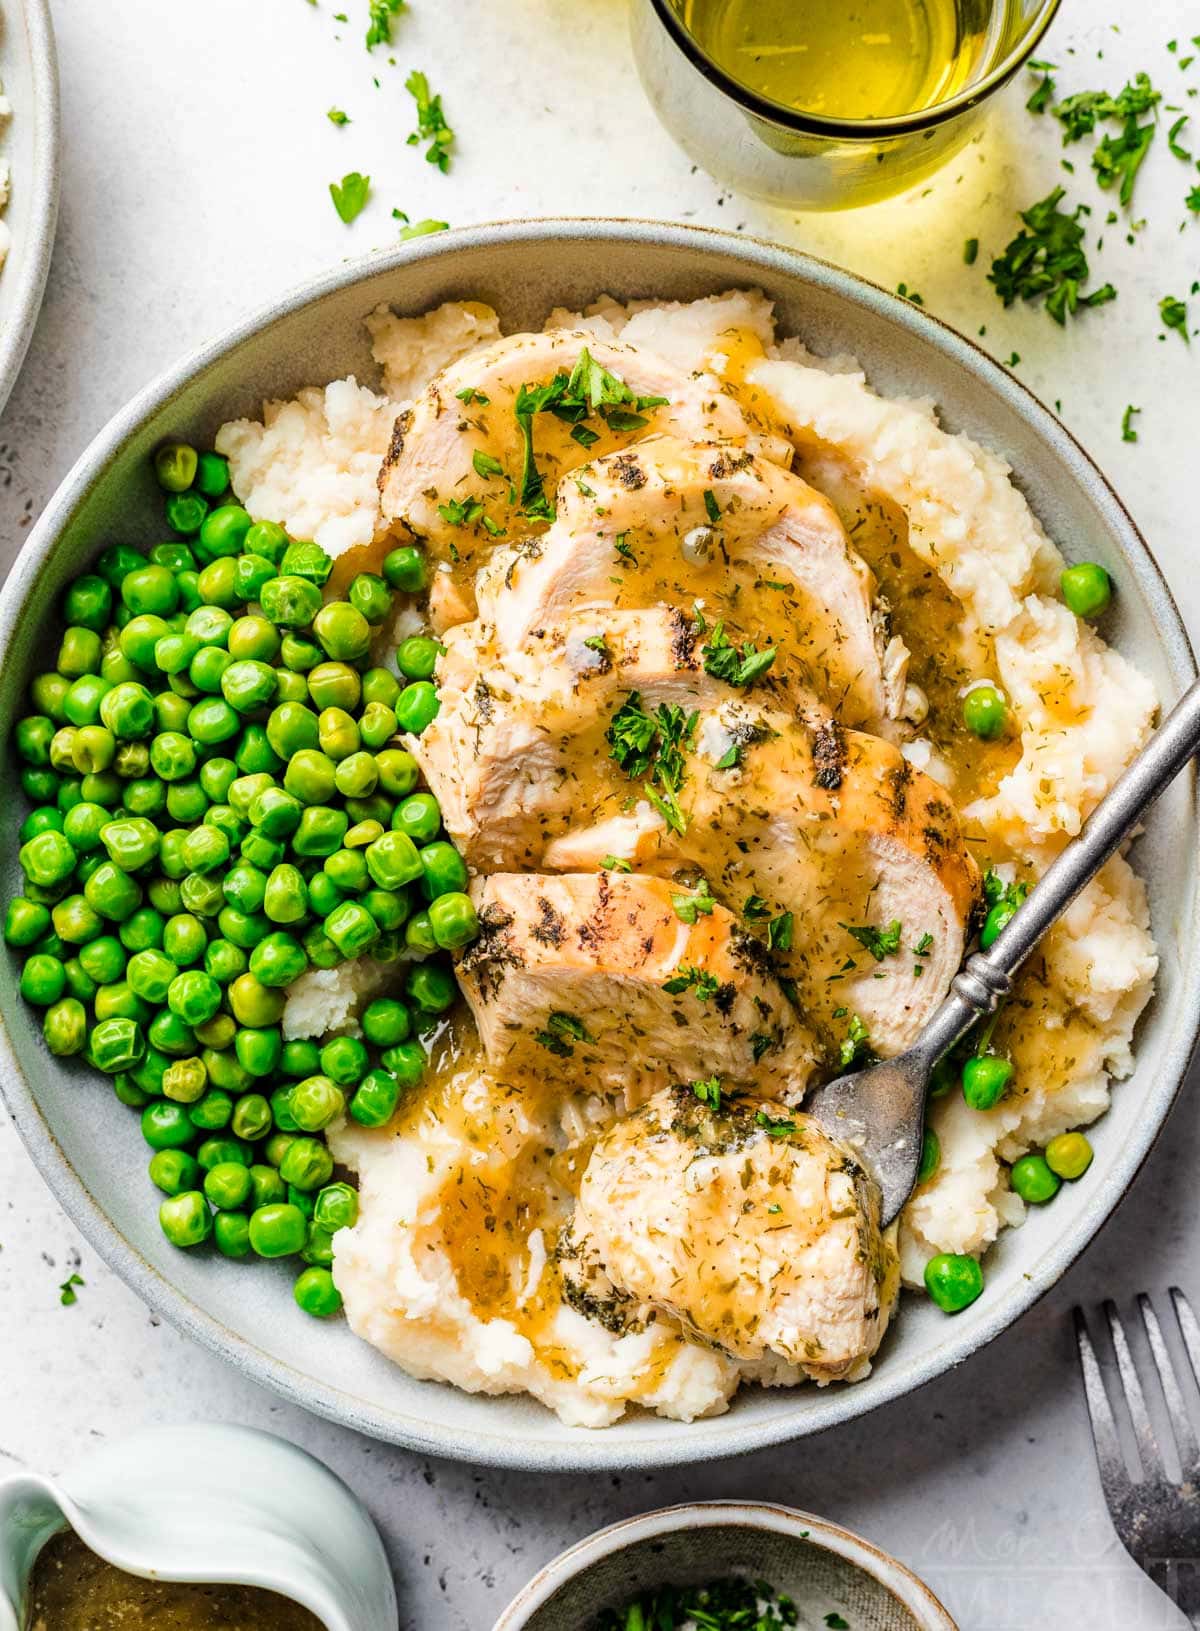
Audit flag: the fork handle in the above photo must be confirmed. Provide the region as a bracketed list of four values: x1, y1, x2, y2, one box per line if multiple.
[916, 673, 1200, 1066]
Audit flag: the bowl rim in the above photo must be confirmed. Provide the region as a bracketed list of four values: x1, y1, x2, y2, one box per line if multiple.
[1, 216, 1197, 1472]
[490, 1499, 958, 1629]
[0, 0, 60, 418]
[642, 0, 1062, 139]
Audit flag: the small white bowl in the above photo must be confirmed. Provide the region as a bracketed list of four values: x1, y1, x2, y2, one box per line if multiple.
[493, 1501, 957, 1630]
[0, 1423, 397, 1631]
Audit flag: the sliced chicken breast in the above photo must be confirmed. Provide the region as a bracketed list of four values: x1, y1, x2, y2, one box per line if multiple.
[561, 1086, 898, 1382]
[456, 872, 817, 1100]
[416, 605, 826, 868]
[477, 434, 906, 728]
[377, 330, 780, 584]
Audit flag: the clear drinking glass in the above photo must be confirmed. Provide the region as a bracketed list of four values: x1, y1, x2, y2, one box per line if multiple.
[631, 0, 1061, 210]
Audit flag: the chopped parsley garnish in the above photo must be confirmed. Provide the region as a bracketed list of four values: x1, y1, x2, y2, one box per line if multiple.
[1122, 404, 1141, 442]
[756, 1110, 796, 1138]
[598, 1578, 800, 1631]
[988, 187, 1116, 325]
[751, 1032, 776, 1062]
[1026, 60, 1057, 114]
[456, 386, 490, 405]
[767, 911, 794, 953]
[838, 1013, 872, 1070]
[613, 532, 636, 565]
[690, 1075, 723, 1111]
[583, 634, 610, 658]
[601, 855, 632, 872]
[1093, 116, 1156, 208]
[914, 932, 934, 957]
[840, 919, 902, 962]
[1169, 114, 1193, 161]
[826, 1617, 851, 1631]
[743, 894, 770, 921]
[397, 217, 449, 241]
[405, 69, 454, 173]
[59, 1273, 84, 1307]
[438, 497, 484, 528]
[607, 692, 697, 835]
[1054, 72, 1160, 143]
[702, 620, 777, 688]
[326, 107, 351, 126]
[365, 0, 405, 48]
[1188, 183, 1200, 214]
[671, 879, 715, 924]
[329, 171, 371, 224]
[534, 1011, 595, 1056]
[1161, 294, 1190, 341]
[896, 282, 924, 305]
[963, 237, 979, 265]
[703, 488, 722, 525]
[472, 449, 505, 480]
[662, 964, 720, 1001]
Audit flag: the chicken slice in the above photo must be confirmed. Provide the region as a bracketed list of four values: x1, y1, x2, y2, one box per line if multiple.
[376, 330, 779, 584]
[561, 1086, 898, 1382]
[456, 872, 816, 1101]
[477, 434, 906, 729]
[415, 605, 826, 869]
[544, 704, 980, 1060]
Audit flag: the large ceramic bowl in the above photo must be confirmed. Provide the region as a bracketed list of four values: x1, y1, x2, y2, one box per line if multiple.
[0, 0, 58, 417]
[1, 221, 1196, 1472]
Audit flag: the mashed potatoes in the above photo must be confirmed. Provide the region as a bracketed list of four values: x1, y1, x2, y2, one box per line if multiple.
[219, 289, 1158, 1426]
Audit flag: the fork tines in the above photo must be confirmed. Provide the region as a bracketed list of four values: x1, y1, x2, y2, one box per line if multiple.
[1075, 1289, 1200, 1620]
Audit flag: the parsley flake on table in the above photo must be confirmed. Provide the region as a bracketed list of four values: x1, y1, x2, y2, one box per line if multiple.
[1122, 403, 1141, 441]
[326, 107, 351, 126]
[988, 187, 1116, 325]
[1169, 114, 1193, 160]
[365, 0, 405, 50]
[1161, 294, 1190, 340]
[59, 1273, 84, 1307]
[329, 170, 371, 223]
[406, 69, 455, 172]
[394, 211, 449, 240]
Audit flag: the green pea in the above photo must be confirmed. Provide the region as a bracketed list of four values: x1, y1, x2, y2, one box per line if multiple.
[121, 564, 179, 618]
[18, 808, 61, 842]
[382, 545, 427, 593]
[147, 877, 184, 916]
[396, 635, 441, 681]
[428, 891, 478, 951]
[395, 681, 439, 736]
[167, 485, 208, 532]
[180, 872, 224, 918]
[272, 669, 307, 705]
[249, 1201, 308, 1258]
[362, 830, 421, 892]
[203, 1160, 254, 1211]
[1045, 1131, 1093, 1180]
[313, 1181, 358, 1233]
[90, 1016, 145, 1073]
[962, 684, 1007, 741]
[154, 691, 192, 735]
[344, 572, 390, 626]
[247, 932, 309, 989]
[1061, 562, 1112, 619]
[199, 503, 253, 560]
[58, 626, 103, 678]
[224, 612, 279, 662]
[264, 863, 309, 924]
[204, 937, 247, 984]
[162, 1057, 209, 1104]
[321, 1033, 371, 1087]
[84, 861, 142, 923]
[323, 900, 379, 958]
[180, 825, 229, 876]
[924, 1252, 984, 1313]
[119, 907, 164, 952]
[149, 1148, 201, 1196]
[163, 913, 207, 966]
[279, 1136, 334, 1191]
[225, 773, 273, 819]
[15, 715, 55, 766]
[419, 841, 469, 902]
[22, 769, 60, 804]
[185, 604, 233, 648]
[121, 777, 167, 819]
[281, 748, 336, 806]
[158, 1190, 213, 1249]
[293, 805, 348, 858]
[404, 909, 437, 957]
[150, 542, 197, 573]
[306, 874, 344, 920]
[349, 1067, 402, 1128]
[317, 706, 360, 762]
[187, 697, 241, 745]
[44, 997, 88, 1056]
[20, 829, 77, 888]
[346, 820, 385, 851]
[1010, 1152, 1061, 1204]
[302, 1223, 335, 1268]
[4, 897, 51, 947]
[62, 574, 114, 633]
[49, 725, 79, 773]
[63, 675, 112, 729]
[213, 1211, 252, 1259]
[95, 544, 145, 588]
[196, 1134, 249, 1171]
[270, 1085, 300, 1133]
[289, 1075, 346, 1131]
[30, 671, 71, 722]
[302, 925, 341, 969]
[218, 904, 272, 949]
[61, 957, 97, 1003]
[141, 1099, 195, 1150]
[189, 645, 233, 694]
[310, 602, 370, 662]
[304, 661, 358, 713]
[280, 633, 322, 674]
[961, 1054, 1013, 1110]
[154, 441, 199, 492]
[324, 848, 369, 895]
[166, 780, 210, 824]
[20, 953, 66, 1006]
[189, 1089, 235, 1131]
[101, 815, 161, 871]
[235, 1025, 282, 1080]
[376, 751, 421, 801]
[195, 451, 231, 498]
[220, 658, 276, 715]
[280, 1038, 322, 1079]
[294, 1266, 342, 1317]
[358, 702, 398, 751]
[148, 1009, 197, 1059]
[119, 614, 170, 672]
[233, 551, 276, 603]
[52, 894, 105, 946]
[260, 575, 323, 628]
[147, 731, 195, 782]
[249, 1163, 287, 1207]
[273, 540, 330, 586]
[160, 829, 195, 884]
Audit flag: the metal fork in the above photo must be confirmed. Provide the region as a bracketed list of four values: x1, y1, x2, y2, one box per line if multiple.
[1076, 1289, 1200, 1623]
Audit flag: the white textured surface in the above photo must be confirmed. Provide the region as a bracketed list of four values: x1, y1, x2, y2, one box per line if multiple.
[2, 1, 1200, 1626]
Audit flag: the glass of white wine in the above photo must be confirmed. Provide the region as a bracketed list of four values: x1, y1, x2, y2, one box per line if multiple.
[631, 0, 1060, 209]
